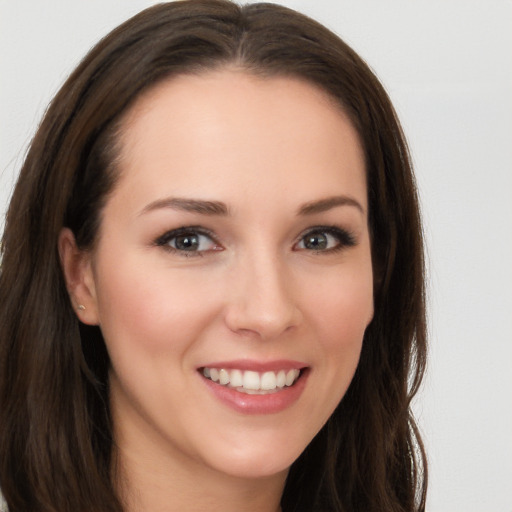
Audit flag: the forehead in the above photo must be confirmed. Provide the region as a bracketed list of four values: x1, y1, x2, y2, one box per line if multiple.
[113, 69, 367, 213]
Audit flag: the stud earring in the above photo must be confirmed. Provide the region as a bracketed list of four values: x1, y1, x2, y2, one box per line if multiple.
[77, 304, 86, 311]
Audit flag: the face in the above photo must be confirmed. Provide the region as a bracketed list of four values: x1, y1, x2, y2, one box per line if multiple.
[67, 70, 373, 482]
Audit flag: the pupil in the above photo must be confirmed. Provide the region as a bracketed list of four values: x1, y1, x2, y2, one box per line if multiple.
[305, 233, 327, 250]
[175, 234, 199, 251]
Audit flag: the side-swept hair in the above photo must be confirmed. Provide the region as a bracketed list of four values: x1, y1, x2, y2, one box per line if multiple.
[0, 1, 427, 511]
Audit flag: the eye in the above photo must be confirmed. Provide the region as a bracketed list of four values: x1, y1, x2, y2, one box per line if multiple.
[155, 227, 222, 255]
[294, 226, 356, 252]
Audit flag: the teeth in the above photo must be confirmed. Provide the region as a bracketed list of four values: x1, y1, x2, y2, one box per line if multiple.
[202, 367, 301, 392]
[219, 369, 230, 385]
[243, 370, 260, 390]
[261, 371, 276, 390]
[285, 369, 296, 386]
[230, 369, 243, 387]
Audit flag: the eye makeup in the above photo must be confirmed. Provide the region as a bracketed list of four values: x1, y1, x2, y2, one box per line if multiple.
[153, 226, 222, 257]
[153, 223, 356, 259]
[294, 225, 356, 254]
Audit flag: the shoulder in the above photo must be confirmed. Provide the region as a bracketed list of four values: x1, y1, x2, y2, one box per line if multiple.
[0, 491, 6, 512]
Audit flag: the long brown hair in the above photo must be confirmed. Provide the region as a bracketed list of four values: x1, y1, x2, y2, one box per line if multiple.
[0, 1, 427, 511]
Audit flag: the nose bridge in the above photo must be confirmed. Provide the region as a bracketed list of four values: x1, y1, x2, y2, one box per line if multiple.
[225, 244, 301, 339]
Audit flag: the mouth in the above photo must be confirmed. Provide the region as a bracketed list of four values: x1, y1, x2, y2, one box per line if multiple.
[201, 367, 302, 395]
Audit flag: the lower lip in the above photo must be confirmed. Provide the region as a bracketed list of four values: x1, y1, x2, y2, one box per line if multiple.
[200, 370, 309, 415]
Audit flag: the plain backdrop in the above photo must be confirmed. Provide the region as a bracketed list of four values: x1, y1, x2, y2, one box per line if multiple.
[1, 1, 511, 511]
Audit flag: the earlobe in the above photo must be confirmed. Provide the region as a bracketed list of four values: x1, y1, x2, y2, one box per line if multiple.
[58, 228, 100, 325]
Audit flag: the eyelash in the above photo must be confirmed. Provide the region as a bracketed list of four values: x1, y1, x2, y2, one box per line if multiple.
[153, 224, 356, 257]
[293, 225, 356, 254]
[154, 226, 220, 257]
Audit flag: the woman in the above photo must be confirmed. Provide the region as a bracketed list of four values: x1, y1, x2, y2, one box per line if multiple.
[0, 1, 427, 511]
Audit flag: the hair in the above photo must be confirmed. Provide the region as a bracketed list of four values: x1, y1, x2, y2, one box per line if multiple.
[0, 1, 427, 511]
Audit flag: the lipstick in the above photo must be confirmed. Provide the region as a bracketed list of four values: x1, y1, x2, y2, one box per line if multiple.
[198, 360, 309, 414]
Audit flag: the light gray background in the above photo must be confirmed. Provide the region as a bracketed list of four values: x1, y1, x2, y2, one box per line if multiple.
[1, 1, 511, 511]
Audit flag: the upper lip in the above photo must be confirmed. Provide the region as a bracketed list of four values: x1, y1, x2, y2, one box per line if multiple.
[198, 359, 307, 372]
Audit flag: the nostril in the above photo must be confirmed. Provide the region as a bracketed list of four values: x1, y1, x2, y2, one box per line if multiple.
[224, 298, 303, 340]
[223, 263, 303, 338]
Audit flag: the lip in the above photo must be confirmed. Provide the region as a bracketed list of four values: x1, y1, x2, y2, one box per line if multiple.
[198, 360, 309, 415]
[199, 359, 306, 372]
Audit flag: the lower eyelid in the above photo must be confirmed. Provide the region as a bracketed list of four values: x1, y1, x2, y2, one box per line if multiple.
[154, 226, 356, 255]
[154, 227, 224, 255]
[296, 227, 356, 250]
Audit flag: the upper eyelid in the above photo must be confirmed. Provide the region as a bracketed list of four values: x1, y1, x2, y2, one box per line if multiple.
[153, 224, 356, 249]
[153, 227, 222, 258]
[154, 226, 218, 245]
[293, 225, 357, 251]
[296, 225, 356, 240]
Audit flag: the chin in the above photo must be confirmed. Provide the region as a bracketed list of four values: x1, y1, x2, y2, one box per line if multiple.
[211, 455, 293, 481]
[199, 430, 309, 480]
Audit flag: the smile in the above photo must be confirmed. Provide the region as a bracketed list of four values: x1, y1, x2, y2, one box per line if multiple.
[202, 367, 301, 394]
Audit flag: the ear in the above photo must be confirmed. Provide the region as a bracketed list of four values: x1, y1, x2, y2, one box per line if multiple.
[58, 228, 100, 325]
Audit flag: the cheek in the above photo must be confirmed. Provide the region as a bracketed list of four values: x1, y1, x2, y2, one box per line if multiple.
[303, 259, 373, 383]
[292, 264, 372, 435]
[304, 259, 374, 343]
[92, 252, 222, 356]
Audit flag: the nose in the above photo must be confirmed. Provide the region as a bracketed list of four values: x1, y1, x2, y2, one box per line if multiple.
[224, 253, 303, 340]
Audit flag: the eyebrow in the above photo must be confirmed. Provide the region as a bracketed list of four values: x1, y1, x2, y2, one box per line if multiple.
[139, 197, 229, 216]
[297, 195, 365, 216]
[139, 195, 364, 217]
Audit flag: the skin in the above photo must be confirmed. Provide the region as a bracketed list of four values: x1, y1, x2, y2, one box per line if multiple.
[60, 69, 374, 512]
